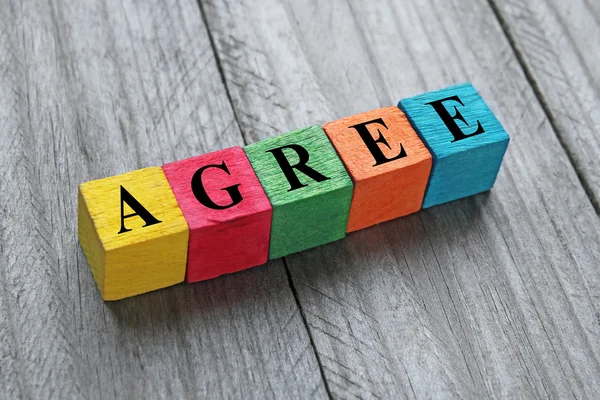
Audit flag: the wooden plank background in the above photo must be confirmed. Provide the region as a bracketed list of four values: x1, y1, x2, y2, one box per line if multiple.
[1, 0, 598, 398]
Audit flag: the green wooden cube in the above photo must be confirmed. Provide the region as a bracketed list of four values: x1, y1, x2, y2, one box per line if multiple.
[244, 125, 353, 259]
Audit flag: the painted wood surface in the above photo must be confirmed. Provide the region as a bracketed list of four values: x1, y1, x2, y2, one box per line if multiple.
[79, 167, 188, 300]
[163, 147, 272, 283]
[203, 0, 600, 398]
[399, 83, 510, 208]
[0, 0, 326, 398]
[323, 107, 432, 232]
[244, 126, 353, 259]
[1, 0, 600, 399]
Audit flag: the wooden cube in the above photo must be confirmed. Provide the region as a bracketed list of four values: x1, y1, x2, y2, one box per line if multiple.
[162, 147, 272, 283]
[399, 83, 510, 208]
[78, 167, 189, 300]
[244, 126, 353, 259]
[323, 107, 432, 232]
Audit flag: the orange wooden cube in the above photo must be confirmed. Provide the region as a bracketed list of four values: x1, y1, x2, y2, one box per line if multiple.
[323, 106, 432, 232]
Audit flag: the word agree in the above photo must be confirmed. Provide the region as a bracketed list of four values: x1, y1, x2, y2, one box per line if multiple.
[78, 83, 510, 300]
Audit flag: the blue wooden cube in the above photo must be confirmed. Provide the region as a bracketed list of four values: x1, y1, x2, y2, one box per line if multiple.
[398, 83, 510, 208]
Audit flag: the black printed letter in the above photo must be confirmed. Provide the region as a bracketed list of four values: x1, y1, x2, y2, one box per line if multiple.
[348, 118, 407, 166]
[118, 186, 162, 234]
[425, 96, 484, 142]
[191, 162, 243, 210]
[267, 144, 330, 192]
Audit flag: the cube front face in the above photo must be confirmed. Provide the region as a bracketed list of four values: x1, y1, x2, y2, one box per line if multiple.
[399, 83, 510, 208]
[323, 106, 432, 231]
[162, 147, 272, 282]
[78, 167, 188, 300]
[244, 126, 353, 259]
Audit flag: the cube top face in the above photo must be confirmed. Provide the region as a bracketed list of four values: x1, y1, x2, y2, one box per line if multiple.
[244, 125, 353, 206]
[162, 147, 272, 230]
[79, 167, 188, 251]
[323, 106, 431, 181]
[398, 83, 510, 160]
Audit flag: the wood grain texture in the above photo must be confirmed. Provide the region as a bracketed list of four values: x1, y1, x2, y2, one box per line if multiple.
[0, 0, 326, 398]
[244, 125, 353, 259]
[79, 167, 188, 300]
[203, 0, 600, 398]
[399, 83, 510, 208]
[3, 0, 600, 397]
[323, 106, 432, 231]
[490, 0, 600, 212]
[162, 147, 272, 283]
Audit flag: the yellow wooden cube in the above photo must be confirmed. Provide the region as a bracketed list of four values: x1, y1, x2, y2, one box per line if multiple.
[78, 167, 189, 300]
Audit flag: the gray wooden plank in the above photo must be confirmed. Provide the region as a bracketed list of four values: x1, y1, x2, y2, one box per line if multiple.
[0, 0, 327, 398]
[202, 0, 600, 398]
[490, 0, 600, 212]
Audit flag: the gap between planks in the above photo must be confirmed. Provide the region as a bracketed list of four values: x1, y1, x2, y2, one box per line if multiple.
[194, 0, 335, 397]
[195, 0, 600, 396]
[487, 0, 600, 217]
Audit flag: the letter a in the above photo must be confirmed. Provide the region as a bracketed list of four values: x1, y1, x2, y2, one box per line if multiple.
[118, 185, 162, 234]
